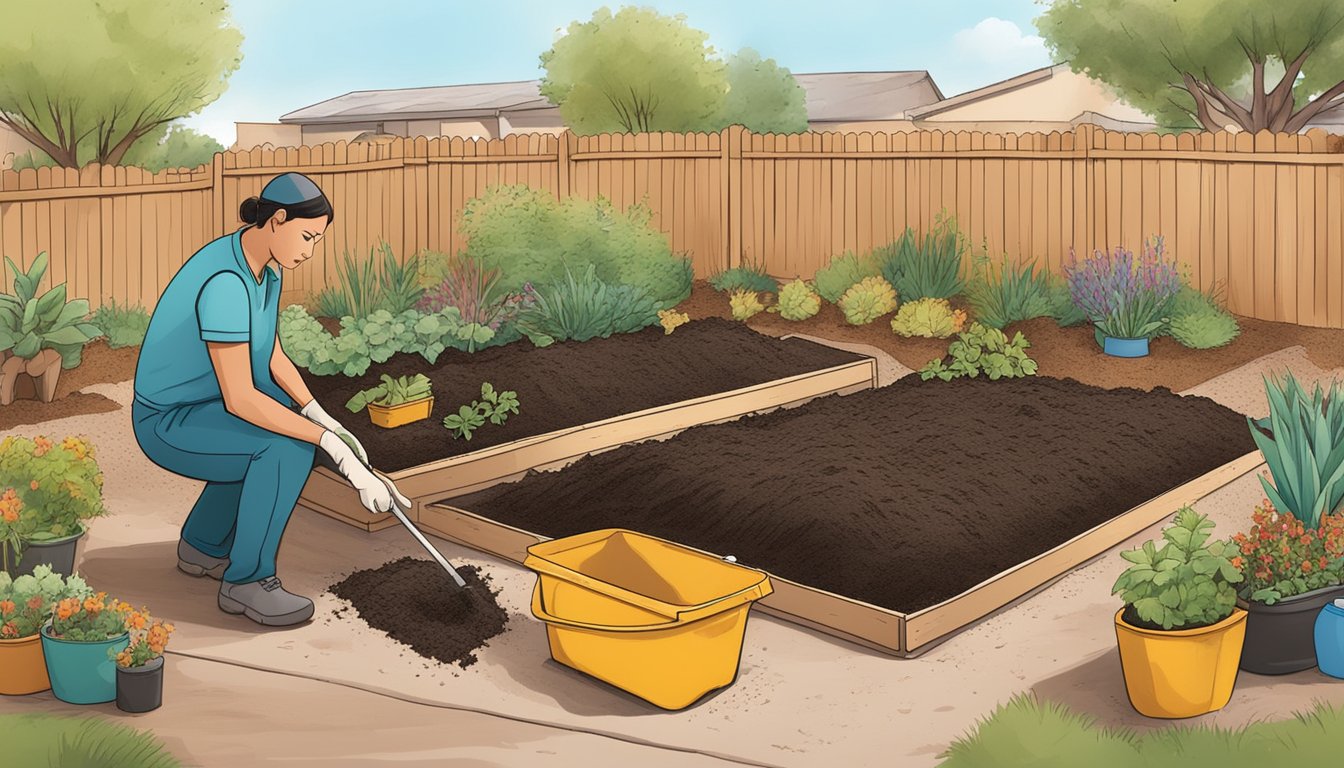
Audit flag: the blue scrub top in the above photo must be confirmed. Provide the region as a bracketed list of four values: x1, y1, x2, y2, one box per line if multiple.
[134, 227, 293, 410]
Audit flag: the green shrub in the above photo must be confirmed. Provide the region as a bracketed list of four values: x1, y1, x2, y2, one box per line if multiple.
[963, 254, 1055, 329]
[1168, 303, 1240, 349]
[313, 242, 423, 319]
[770, 279, 821, 321]
[920, 322, 1038, 381]
[89, 300, 150, 349]
[890, 297, 967, 338]
[0, 252, 101, 370]
[838, 276, 898, 325]
[459, 185, 690, 307]
[1047, 279, 1088, 327]
[939, 695, 1344, 767]
[709, 264, 777, 294]
[0, 712, 182, 768]
[515, 264, 660, 344]
[1112, 507, 1241, 630]
[875, 215, 965, 301]
[813, 250, 880, 304]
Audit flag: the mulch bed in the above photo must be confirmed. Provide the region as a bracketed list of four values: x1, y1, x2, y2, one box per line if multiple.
[301, 318, 865, 472]
[0, 341, 140, 430]
[446, 376, 1257, 614]
[329, 559, 508, 668]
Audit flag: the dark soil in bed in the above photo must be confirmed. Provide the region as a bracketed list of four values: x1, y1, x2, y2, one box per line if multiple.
[446, 376, 1257, 613]
[301, 318, 865, 472]
[329, 559, 508, 668]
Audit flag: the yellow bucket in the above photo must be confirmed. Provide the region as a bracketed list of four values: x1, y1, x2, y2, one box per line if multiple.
[524, 529, 772, 710]
[1114, 607, 1247, 718]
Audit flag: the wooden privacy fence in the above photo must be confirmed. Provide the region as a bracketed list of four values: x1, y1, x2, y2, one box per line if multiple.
[1, 124, 1343, 327]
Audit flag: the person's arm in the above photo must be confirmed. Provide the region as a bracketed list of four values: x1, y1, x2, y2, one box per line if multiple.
[209, 341, 325, 445]
[269, 333, 315, 408]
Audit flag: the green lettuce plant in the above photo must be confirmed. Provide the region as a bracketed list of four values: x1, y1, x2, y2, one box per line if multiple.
[1249, 372, 1344, 530]
[838, 276, 898, 325]
[0, 252, 101, 369]
[890, 297, 966, 338]
[769, 279, 821, 321]
[344, 374, 431, 413]
[920, 322, 1038, 381]
[1112, 507, 1242, 630]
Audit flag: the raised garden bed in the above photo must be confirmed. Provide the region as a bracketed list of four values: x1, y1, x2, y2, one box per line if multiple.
[296, 319, 877, 530]
[425, 376, 1262, 656]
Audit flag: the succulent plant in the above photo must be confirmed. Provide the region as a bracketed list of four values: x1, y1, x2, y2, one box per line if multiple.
[771, 279, 821, 321]
[890, 297, 967, 338]
[837, 276, 898, 325]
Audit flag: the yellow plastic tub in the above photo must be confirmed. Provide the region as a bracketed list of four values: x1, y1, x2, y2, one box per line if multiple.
[524, 529, 773, 710]
[367, 396, 433, 429]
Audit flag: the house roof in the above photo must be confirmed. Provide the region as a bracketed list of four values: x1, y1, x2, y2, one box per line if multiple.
[905, 64, 1066, 119]
[279, 71, 945, 125]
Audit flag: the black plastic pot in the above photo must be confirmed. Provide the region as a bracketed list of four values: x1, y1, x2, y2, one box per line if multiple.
[1, 527, 85, 577]
[116, 656, 164, 713]
[1240, 584, 1344, 675]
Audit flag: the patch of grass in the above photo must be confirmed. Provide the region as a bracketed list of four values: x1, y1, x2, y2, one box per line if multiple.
[709, 263, 777, 294]
[938, 694, 1344, 767]
[89, 300, 150, 348]
[963, 254, 1054, 329]
[516, 263, 660, 343]
[314, 241, 423, 319]
[875, 214, 966, 301]
[0, 713, 181, 768]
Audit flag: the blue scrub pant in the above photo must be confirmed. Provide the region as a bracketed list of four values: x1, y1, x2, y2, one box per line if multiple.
[131, 398, 315, 584]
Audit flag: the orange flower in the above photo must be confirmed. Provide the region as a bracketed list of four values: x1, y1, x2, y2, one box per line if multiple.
[55, 598, 79, 620]
[33, 436, 52, 457]
[83, 596, 103, 613]
[28, 480, 38, 491]
[1231, 556, 1244, 570]
[0, 600, 13, 617]
[1303, 560, 1314, 573]
[117, 602, 134, 614]
[25, 595, 42, 611]
[0, 622, 16, 638]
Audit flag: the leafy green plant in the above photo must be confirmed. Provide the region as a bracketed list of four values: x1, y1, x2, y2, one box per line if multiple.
[729, 289, 765, 321]
[0, 252, 101, 369]
[0, 565, 87, 639]
[890, 297, 967, 338]
[963, 253, 1056, 329]
[709, 263, 777, 294]
[344, 374, 431, 413]
[837, 276, 897, 325]
[0, 435, 105, 567]
[874, 215, 966, 301]
[919, 323, 1038, 381]
[515, 264, 660, 344]
[442, 404, 486, 440]
[1167, 303, 1241, 349]
[88, 300, 150, 349]
[768, 279, 821, 321]
[313, 242, 423, 318]
[49, 589, 129, 642]
[477, 382, 519, 425]
[1248, 372, 1344, 529]
[813, 250, 880, 304]
[1111, 507, 1242, 630]
[1047, 278, 1088, 327]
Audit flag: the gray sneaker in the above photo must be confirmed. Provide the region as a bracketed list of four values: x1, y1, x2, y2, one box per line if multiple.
[218, 577, 315, 627]
[178, 539, 229, 580]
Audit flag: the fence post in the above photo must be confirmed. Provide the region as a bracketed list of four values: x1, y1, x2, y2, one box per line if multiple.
[211, 152, 225, 238]
[725, 125, 743, 271]
[556, 130, 573, 201]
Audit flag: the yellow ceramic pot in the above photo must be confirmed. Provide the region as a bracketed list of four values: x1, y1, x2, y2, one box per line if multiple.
[367, 396, 433, 429]
[1114, 607, 1246, 719]
[0, 633, 51, 695]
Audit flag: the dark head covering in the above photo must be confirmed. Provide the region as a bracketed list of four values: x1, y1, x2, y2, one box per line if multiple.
[260, 172, 324, 205]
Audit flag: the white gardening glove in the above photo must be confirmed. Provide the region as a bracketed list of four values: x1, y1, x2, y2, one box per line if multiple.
[302, 399, 368, 465]
[318, 431, 410, 514]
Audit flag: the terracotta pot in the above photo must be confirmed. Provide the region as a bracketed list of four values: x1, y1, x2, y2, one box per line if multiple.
[0, 633, 51, 695]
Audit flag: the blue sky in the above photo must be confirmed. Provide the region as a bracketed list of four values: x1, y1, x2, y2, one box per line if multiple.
[183, 0, 1056, 145]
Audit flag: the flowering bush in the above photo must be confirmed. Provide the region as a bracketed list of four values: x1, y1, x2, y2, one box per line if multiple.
[1065, 236, 1181, 339]
[48, 590, 129, 642]
[0, 435, 105, 566]
[0, 565, 88, 639]
[1232, 500, 1344, 604]
[112, 607, 174, 668]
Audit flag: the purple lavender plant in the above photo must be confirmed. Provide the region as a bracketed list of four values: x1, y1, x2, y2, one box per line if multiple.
[1065, 236, 1181, 339]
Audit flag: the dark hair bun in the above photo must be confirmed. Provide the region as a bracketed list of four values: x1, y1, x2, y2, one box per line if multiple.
[239, 197, 260, 225]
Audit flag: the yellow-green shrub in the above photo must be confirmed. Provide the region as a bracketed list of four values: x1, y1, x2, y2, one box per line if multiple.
[729, 290, 765, 321]
[890, 297, 967, 338]
[770, 279, 821, 321]
[838, 276, 897, 325]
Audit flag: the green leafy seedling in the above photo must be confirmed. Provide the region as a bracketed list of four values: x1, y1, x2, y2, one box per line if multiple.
[443, 404, 485, 440]
[476, 382, 520, 425]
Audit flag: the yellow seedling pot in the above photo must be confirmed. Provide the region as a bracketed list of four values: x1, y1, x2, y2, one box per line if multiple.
[367, 396, 433, 429]
[1114, 607, 1246, 719]
[524, 529, 772, 710]
[0, 633, 51, 695]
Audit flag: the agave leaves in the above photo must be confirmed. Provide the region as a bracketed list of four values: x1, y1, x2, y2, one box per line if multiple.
[1248, 372, 1344, 530]
[0, 252, 101, 367]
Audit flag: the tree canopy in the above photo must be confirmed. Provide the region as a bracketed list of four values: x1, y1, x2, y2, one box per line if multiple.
[0, 0, 242, 167]
[1037, 0, 1344, 132]
[715, 48, 809, 134]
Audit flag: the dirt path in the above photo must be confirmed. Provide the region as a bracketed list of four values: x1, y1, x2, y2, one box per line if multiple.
[5, 343, 1344, 766]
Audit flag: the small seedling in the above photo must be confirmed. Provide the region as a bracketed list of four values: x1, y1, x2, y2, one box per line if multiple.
[442, 404, 486, 440]
[442, 382, 520, 439]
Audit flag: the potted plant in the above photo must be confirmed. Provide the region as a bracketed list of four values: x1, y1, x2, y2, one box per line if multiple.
[1065, 236, 1181, 358]
[1236, 372, 1344, 674]
[0, 565, 86, 695]
[345, 373, 433, 428]
[41, 589, 131, 704]
[0, 251, 102, 405]
[1112, 507, 1246, 718]
[113, 606, 174, 713]
[0, 435, 106, 577]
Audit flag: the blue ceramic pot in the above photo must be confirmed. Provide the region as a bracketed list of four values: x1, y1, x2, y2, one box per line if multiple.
[1315, 600, 1344, 679]
[40, 623, 129, 704]
[1095, 329, 1150, 358]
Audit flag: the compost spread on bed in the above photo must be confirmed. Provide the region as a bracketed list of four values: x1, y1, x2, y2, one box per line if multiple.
[301, 318, 864, 472]
[447, 376, 1256, 613]
[330, 559, 508, 668]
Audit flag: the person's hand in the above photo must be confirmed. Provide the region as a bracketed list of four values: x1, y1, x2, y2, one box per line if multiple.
[302, 399, 368, 465]
[317, 431, 408, 514]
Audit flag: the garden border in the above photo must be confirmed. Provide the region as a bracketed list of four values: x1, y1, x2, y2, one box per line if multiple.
[417, 450, 1265, 656]
[297, 357, 878, 531]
